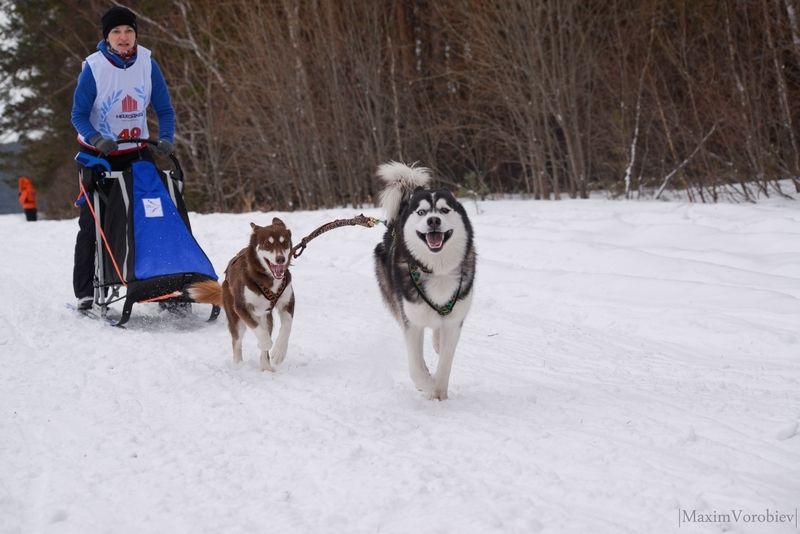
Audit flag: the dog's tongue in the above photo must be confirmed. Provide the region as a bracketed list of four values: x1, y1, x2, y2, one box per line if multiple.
[426, 232, 444, 249]
[269, 263, 286, 279]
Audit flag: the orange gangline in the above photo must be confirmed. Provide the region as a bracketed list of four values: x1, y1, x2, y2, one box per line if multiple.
[79, 178, 128, 288]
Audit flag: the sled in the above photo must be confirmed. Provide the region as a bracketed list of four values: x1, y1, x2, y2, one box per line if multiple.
[76, 138, 220, 327]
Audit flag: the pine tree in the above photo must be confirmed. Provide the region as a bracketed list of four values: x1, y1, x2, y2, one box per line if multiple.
[0, 0, 97, 214]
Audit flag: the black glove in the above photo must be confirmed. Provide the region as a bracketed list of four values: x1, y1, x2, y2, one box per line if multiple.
[156, 139, 174, 156]
[89, 133, 118, 156]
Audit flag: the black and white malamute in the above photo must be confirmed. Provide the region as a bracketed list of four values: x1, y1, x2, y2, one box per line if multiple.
[373, 162, 476, 400]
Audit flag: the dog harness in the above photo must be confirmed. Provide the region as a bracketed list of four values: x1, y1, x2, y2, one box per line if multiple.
[408, 262, 463, 316]
[253, 271, 291, 310]
[227, 250, 291, 310]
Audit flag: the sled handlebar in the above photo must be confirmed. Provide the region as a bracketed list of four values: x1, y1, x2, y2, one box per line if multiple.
[124, 137, 183, 182]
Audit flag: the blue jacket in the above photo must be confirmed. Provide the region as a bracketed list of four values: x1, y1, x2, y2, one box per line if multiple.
[71, 40, 175, 144]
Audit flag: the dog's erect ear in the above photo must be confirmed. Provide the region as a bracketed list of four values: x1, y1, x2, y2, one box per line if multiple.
[272, 217, 285, 227]
[250, 222, 259, 232]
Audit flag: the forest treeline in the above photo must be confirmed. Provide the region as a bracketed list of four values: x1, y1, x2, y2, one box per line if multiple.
[1, 0, 799, 216]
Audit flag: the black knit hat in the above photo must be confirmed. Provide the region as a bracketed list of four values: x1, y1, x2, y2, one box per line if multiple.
[102, 6, 138, 39]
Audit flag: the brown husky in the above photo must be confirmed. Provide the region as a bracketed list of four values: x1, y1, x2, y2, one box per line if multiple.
[189, 218, 295, 371]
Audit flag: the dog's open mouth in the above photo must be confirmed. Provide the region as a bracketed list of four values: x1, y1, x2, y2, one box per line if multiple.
[418, 230, 453, 251]
[265, 259, 287, 279]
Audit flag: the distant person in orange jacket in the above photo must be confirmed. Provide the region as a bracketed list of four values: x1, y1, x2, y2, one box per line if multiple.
[18, 176, 37, 221]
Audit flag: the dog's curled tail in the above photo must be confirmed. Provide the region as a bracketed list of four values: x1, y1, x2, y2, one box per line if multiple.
[187, 280, 223, 306]
[376, 161, 432, 223]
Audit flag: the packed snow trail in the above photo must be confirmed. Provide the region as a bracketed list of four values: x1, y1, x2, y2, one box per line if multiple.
[1, 199, 798, 533]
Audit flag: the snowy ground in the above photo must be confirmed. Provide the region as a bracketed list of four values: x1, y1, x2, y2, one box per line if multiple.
[1, 197, 799, 533]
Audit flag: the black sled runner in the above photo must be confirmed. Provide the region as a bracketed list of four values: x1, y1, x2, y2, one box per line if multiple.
[76, 138, 220, 327]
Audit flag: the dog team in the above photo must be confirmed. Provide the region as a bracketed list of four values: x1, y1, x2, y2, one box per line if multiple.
[67, 6, 474, 399]
[190, 162, 476, 400]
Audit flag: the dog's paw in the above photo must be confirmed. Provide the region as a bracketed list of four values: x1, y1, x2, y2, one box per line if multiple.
[411, 374, 434, 394]
[260, 352, 275, 372]
[271, 346, 287, 367]
[427, 388, 448, 401]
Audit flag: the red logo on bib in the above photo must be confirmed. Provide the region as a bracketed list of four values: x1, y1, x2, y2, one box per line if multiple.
[121, 95, 138, 112]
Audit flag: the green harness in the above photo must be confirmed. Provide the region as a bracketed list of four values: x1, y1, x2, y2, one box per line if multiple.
[408, 263, 463, 316]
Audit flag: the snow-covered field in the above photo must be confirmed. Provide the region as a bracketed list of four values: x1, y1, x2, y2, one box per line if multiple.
[1, 197, 799, 533]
